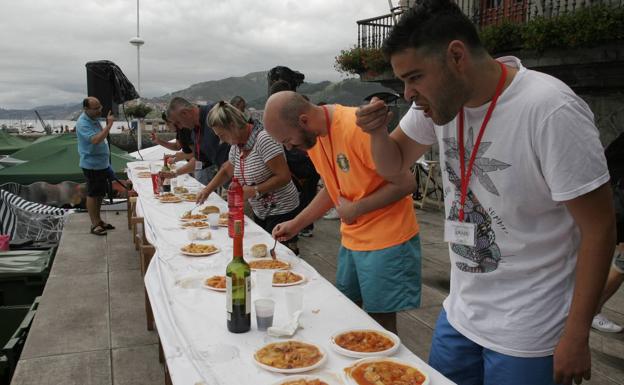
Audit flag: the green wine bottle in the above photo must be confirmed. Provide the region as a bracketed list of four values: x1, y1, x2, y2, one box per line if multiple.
[226, 220, 250, 333]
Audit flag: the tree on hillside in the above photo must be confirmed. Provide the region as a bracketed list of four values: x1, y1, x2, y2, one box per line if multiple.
[124, 104, 152, 119]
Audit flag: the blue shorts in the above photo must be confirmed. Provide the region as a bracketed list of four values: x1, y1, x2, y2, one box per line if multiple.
[429, 309, 557, 385]
[336, 234, 422, 313]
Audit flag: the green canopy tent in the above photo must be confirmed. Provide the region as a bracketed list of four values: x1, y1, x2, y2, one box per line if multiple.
[0, 139, 133, 185]
[0, 131, 31, 155]
[7, 134, 125, 162]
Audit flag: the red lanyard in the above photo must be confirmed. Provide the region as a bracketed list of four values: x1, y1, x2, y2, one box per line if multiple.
[194, 125, 201, 159]
[317, 105, 341, 193]
[239, 151, 248, 185]
[238, 124, 253, 186]
[457, 61, 507, 222]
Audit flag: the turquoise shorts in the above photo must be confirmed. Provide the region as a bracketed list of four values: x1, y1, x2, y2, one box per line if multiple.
[336, 234, 422, 313]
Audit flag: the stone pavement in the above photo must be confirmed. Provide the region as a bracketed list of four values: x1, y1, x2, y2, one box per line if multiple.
[10, 211, 164, 385]
[300, 206, 624, 385]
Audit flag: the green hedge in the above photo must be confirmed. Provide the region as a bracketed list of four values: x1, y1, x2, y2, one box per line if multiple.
[335, 4, 624, 75]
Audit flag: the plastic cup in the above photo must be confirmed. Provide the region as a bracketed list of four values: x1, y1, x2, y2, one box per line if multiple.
[255, 269, 273, 298]
[254, 298, 275, 331]
[150, 163, 160, 195]
[207, 213, 219, 229]
[285, 286, 303, 317]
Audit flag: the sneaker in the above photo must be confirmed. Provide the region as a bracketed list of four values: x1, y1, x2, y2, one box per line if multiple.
[592, 314, 623, 333]
[299, 229, 313, 237]
[323, 208, 340, 220]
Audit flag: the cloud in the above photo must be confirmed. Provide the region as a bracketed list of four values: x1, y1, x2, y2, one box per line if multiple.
[0, 0, 389, 109]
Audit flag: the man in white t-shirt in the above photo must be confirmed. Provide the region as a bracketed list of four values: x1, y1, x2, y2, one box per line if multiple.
[355, 1, 616, 385]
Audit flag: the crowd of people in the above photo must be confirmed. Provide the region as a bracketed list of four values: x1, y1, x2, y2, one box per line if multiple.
[75, 1, 623, 384]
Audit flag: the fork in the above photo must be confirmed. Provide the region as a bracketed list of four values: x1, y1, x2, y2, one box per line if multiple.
[183, 203, 201, 218]
[269, 238, 278, 260]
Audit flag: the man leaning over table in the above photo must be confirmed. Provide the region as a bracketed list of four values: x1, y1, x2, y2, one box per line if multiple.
[150, 112, 194, 164]
[355, 1, 615, 385]
[76, 96, 115, 236]
[160, 97, 230, 185]
[263, 91, 422, 334]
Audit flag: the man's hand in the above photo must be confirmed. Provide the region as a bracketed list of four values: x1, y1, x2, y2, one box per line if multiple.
[336, 196, 359, 225]
[553, 333, 591, 385]
[272, 220, 301, 242]
[196, 188, 211, 205]
[355, 97, 393, 135]
[106, 111, 114, 128]
[159, 171, 175, 179]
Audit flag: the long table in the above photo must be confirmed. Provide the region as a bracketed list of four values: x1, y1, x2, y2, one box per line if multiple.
[128, 161, 455, 385]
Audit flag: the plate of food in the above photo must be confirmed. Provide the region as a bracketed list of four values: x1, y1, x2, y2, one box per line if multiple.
[254, 340, 326, 374]
[180, 243, 220, 256]
[248, 259, 290, 270]
[203, 275, 226, 292]
[173, 186, 189, 194]
[343, 357, 429, 385]
[181, 193, 197, 202]
[250, 243, 268, 258]
[272, 271, 305, 287]
[180, 221, 210, 229]
[270, 374, 337, 385]
[330, 329, 400, 358]
[201, 205, 221, 215]
[159, 194, 183, 203]
[137, 171, 151, 178]
[179, 213, 208, 222]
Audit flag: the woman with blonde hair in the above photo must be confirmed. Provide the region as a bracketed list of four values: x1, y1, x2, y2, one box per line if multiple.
[196, 101, 300, 253]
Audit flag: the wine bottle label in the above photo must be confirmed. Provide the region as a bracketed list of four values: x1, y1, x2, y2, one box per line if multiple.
[245, 276, 251, 315]
[226, 276, 232, 313]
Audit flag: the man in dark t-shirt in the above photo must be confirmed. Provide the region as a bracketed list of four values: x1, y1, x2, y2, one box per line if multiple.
[151, 112, 194, 161]
[163, 97, 230, 185]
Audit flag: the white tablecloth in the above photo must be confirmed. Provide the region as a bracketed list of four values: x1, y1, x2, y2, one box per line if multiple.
[127, 161, 455, 385]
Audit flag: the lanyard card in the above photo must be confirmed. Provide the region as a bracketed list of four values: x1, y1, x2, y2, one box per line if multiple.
[444, 220, 476, 247]
[194, 160, 203, 171]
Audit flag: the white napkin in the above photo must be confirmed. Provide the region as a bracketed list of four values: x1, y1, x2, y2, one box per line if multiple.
[267, 310, 303, 337]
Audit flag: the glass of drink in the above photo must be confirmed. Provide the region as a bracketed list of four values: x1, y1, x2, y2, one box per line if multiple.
[254, 298, 275, 331]
[207, 213, 219, 229]
[150, 163, 160, 195]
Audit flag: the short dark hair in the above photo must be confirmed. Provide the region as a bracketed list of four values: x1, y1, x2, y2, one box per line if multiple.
[383, 0, 484, 59]
[82, 98, 90, 108]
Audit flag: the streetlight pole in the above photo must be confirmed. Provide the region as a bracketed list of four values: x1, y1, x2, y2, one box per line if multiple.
[130, 0, 145, 149]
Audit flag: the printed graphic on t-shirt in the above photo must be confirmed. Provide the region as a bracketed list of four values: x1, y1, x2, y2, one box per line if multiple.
[443, 127, 510, 196]
[337, 153, 350, 173]
[443, 126, 511, 274]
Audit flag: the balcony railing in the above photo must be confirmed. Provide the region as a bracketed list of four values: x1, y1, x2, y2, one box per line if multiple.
[357, 0, 623, 49]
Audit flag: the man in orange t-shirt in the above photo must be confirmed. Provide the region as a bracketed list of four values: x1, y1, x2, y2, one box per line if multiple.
[264, 91, 421, 332]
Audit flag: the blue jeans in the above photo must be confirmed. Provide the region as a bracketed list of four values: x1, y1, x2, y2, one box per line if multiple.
[429, 309, 557, 385]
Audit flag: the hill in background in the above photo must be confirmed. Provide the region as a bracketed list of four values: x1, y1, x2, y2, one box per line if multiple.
[1, 71, 393, 120]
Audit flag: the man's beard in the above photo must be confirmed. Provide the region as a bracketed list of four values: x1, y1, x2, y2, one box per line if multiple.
[431, 67, 469, 125]
[295, 126, 318, 150]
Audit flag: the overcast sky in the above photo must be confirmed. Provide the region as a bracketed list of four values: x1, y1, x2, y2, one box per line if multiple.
[0, 0, 391, 109]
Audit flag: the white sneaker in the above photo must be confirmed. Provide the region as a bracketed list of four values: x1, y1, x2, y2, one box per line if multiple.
[323, 208, 340, 220]
[592, 314, 623, 333]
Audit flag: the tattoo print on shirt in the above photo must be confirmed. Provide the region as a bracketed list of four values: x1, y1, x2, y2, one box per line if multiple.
[443, 127, 510, 273]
